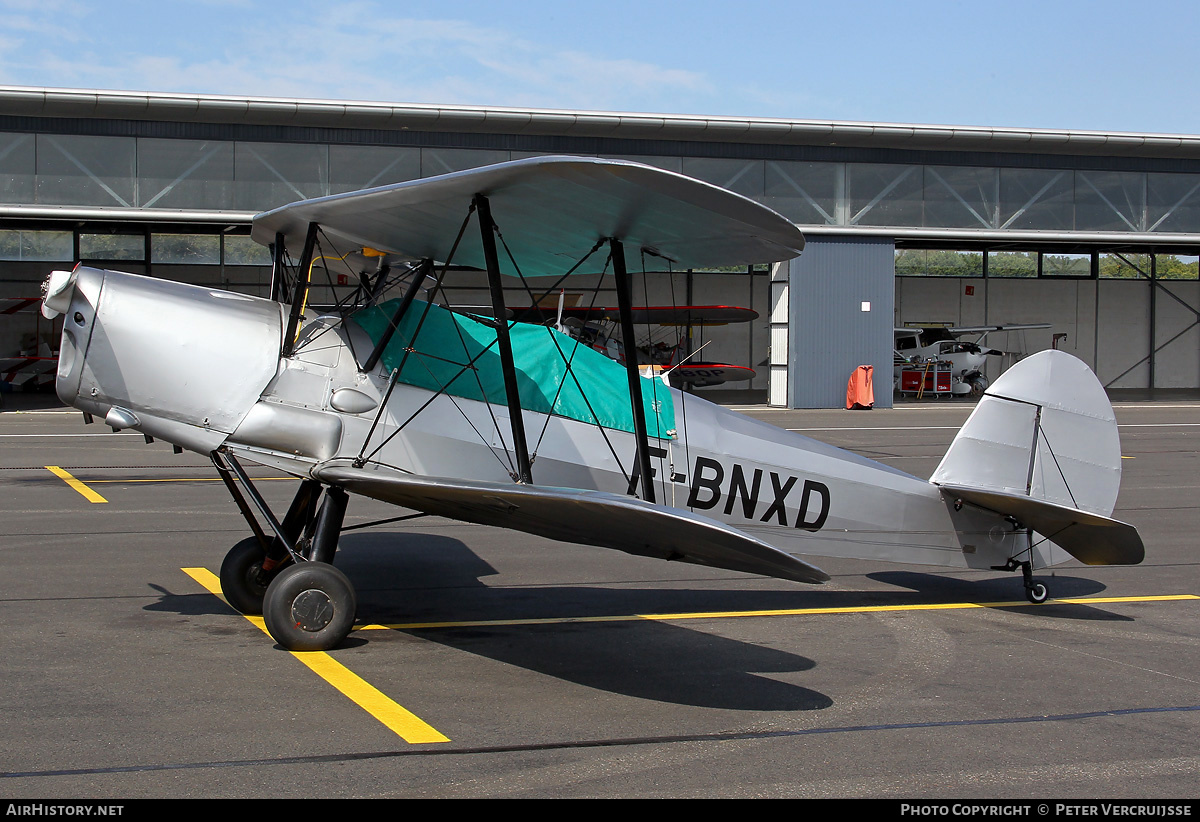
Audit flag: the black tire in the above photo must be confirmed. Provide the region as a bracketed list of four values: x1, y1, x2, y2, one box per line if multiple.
[968, 376, 989, 398]
[1025, 581, 1049, 604]
[262, 562, 357, 651]
[219, 537, 283, 616]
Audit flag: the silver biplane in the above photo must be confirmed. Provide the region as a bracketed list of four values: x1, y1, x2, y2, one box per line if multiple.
[40, 157, 1143, 651]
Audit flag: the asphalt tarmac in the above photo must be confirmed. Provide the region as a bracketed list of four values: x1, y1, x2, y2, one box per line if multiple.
[1, 397, 1198, 799]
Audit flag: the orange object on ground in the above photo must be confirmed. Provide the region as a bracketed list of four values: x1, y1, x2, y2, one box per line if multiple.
[846, 365, 874, 410]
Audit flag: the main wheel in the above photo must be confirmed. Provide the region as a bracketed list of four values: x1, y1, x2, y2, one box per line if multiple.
[1025, 581, 1049, 604]
[219, 537, 285, 616]
[262, 562, 357, 651]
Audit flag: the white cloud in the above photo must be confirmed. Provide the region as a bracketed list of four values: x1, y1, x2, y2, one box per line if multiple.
[0, 3, 717, 114]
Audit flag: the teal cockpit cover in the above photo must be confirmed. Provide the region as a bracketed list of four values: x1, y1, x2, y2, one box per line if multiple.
[352, 299, 675, 439]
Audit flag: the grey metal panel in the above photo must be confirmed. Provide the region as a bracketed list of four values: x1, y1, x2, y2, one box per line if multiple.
[788, 237, 895, 408]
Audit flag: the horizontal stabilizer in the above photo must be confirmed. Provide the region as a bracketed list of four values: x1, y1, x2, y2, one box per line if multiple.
[314, 462, 829, 584]
[940, 484, 1144, 566]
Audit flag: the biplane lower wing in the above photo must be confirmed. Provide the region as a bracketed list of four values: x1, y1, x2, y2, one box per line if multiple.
[313, 461, 829, 584]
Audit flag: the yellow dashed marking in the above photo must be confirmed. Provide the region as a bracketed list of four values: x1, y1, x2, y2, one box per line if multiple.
[45, 465, 108, 503]
[182, 567, 449, 744]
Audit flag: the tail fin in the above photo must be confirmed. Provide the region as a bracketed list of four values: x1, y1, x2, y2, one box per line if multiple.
[932, 350, 1143, 566]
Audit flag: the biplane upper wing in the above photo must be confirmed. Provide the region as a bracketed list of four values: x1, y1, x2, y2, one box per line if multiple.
[313, 461, 829, 584]
[251, 156, 805, 274]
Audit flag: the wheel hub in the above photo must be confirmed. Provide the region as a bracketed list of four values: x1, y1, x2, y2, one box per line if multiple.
[290, 588, 335, 632]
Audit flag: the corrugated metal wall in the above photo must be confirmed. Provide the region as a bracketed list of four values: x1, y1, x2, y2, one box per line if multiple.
[788, 237, 895, 408]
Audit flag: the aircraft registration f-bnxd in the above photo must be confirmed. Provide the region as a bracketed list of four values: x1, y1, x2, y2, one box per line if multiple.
[40, 157, 1144, 651]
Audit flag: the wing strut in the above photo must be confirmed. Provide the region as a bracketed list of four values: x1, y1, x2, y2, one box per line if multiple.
[282, 221, 320, 358]
[475, 193, 533, 483]
[611, 238, 656, 503]
[360, 259, 431, 374]
[268, 231, 287, 303]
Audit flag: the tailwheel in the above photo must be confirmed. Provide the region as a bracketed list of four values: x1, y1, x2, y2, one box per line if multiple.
[992, 555, 1050, 604]
[219, 537, 287, 616]
[262, 561, 357, 651]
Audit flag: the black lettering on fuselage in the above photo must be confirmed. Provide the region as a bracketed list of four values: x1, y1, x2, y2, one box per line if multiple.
[760, 473, 798, 525]
[723, 464, 763, 518]
[687, 457, 831, 532]
[687, 456, 723, 510]
[796, 479, 831, 532]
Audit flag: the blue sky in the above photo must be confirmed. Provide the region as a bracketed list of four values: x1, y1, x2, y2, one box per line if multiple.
[0, 0, 1195, 134]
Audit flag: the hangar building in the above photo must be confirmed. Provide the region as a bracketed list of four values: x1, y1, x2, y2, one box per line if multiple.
[1, 86, 1197, 407]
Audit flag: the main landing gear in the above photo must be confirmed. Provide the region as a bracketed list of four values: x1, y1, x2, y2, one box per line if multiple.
[213, 452, 357, 651]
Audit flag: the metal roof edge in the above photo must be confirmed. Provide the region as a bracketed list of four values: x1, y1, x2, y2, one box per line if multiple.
[3, 86, 1200, 159]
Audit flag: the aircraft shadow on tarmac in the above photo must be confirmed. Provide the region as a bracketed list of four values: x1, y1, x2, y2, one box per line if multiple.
[866, 570, 1135, 622]
[345, 532, 838, 712]
[145, 530, 838, 712]
[145, 532, 1133, 711]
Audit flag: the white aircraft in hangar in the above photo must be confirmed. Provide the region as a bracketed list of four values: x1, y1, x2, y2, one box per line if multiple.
[40, 157, 1144, 651]
[894, 323, 1053, 397]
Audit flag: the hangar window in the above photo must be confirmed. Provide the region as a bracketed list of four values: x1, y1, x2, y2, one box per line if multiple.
[137, 138, 235, 210]
[683, 158, 765, 201]
[422, 148, 511, 178]
[223, 236, 272, 266]
[79, 233, 145, 261]
[0, 230, 72, 261]
[1148, 173, 1200, 233]
[763, 161, 840, 225]
[1040, 252, 1092, 277]
[895, 249, 982, 276]
[330, 145, 420, 194]
[0, 133, 35, 204]
[36, 135, 136, 208]
[923, 166, 998, 229]
[1100, 252, 1150, 279]
[848, 163, 923, 227]
[1076, 171, 1145, 232]
[1155, 254, 1199, 279]
[151, 234, 220, 265]
[999, 168, 1073, 231]
[233, 142, 330, 211]
[987, 251, 1038, 278]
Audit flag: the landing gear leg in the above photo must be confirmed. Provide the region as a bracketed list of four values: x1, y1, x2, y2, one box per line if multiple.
[991, 556, 1049, 604]
[216, 476, 321, 615]
[263, 486, 356, 651]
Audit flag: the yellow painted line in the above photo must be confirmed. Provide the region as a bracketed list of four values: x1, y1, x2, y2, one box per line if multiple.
[45, 465, 107, 503]
[357, 594, 1200, 631]
[182, 567, 449, 744]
